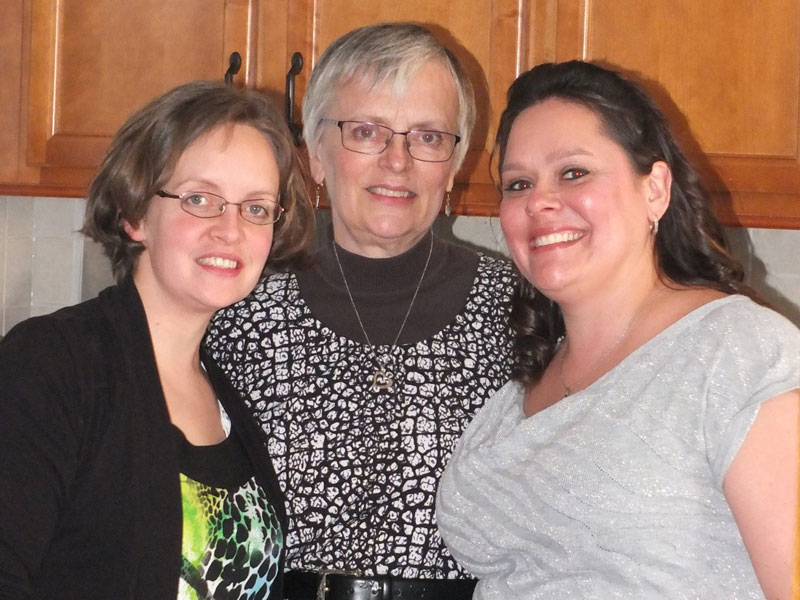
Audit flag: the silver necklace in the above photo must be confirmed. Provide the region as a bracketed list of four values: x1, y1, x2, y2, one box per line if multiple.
[557, 286, 667, 397]
[332, 232, 434, 393]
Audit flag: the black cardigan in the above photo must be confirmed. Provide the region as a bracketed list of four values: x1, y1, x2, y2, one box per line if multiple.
[0, 278, 286, 599]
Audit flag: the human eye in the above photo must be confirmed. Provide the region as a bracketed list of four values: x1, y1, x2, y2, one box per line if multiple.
[414, 130, 444, 147]
[183, 192, 211, 207]
[350, 122, 380, 140]
[501, 179, 533, 193]
[242, 199, 275, 222]
[562, 167, 589, 180]
[180, 192, 220, 216]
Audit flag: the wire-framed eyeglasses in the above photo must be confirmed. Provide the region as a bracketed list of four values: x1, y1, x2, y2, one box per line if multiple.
[156, 190, 284, 226]
[320, 119, 460, 163]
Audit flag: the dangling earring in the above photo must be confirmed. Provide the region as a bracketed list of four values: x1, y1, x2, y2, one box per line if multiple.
[650, 218, 659, 235]
[444, 191, 451, 217]
[315, 183, 322, 209]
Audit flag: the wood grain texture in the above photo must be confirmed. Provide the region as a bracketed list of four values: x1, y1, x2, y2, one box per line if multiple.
[25, 0, 254, 182]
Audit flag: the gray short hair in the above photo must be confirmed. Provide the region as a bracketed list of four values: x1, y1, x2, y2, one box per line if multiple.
[302, 22, 476, 171]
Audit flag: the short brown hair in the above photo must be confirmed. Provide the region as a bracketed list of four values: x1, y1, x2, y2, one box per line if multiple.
[83, 80, 314, 282]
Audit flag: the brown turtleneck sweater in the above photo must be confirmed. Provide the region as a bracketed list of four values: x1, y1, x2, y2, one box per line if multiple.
[295, 229, 479, 346]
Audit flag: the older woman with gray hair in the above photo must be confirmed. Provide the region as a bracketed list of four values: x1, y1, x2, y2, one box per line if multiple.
[207, 22, 516, 600]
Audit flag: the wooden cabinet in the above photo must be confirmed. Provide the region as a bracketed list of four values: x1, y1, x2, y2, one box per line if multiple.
[2, 0, 256, 194]
[2, 0, 799, 228]
[0, 1, 29, 187]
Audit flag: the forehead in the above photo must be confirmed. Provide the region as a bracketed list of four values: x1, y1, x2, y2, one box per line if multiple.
[166, 123, 279, 191]
[328, 60, 459, 129]
[506, 98, 616, 156]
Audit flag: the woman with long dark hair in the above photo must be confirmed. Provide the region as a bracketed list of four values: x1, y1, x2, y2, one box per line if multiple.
[437, 61, 799, 599]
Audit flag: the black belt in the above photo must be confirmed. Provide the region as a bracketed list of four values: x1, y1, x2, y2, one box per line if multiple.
[283, 570, 477, 600]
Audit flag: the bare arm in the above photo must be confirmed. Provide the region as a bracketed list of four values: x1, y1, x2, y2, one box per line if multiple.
[724, 389, 799, 600]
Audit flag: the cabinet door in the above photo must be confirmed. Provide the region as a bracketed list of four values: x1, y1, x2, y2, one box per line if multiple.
[261, 0, 524, 215]
[529, 0, 800, 228]
[0, 1, 26, 185]
[26, 0, 256, 190]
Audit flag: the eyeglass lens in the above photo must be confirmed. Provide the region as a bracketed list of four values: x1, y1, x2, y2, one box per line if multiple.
[179, 192, 281, 225]
[338, 121, 457, 162]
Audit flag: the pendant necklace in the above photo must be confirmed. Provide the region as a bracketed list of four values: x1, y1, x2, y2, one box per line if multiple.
[332, 231, 434, 393]
[557, 286, 667, 398]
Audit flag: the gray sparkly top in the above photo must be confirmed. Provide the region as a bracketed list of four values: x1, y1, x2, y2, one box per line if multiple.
[437, 295, 800, 599]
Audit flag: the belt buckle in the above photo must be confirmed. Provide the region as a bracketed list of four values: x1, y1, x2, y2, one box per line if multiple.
[316, 569, 363, 600]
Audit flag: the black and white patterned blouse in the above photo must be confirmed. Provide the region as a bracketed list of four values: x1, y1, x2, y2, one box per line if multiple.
[206, 252, 515, 579]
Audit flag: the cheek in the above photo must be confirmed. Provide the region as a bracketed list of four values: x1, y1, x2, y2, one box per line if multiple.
[499, 198, 525, 243]
[247, 228, 275, 266]
[427, 164, 456, 193]
[499, 199, 532, 271]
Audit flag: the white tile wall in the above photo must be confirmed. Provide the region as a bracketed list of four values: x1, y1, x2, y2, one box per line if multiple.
[1, 198, 799, 333]
[0, 196, 85, 334]
[726, 227, 800, 326]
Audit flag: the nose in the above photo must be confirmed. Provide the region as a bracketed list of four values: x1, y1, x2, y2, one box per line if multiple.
[210, 204, 245, 242]
[378, 133, 413, 172]
[525, 183, 561, 216]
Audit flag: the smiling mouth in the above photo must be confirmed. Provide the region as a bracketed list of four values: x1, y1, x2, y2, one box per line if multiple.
[197, 257, 240, 269]
[367, 186, 416, 198]
[533, 231, 584, 248]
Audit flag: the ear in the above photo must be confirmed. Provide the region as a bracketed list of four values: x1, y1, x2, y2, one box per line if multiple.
[445, 162, 459, 194]
[645, 161, 672, 222]
[122, 217, 146, 243]
[307, 142, 326, 186]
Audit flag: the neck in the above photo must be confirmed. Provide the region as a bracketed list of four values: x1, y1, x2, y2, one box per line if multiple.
[132, 276, 210, 372]
[557, 279, 668, 397]
[332, 230, 434, 348]
[331, 221, 431, 258]
[559, 263, 663, 351]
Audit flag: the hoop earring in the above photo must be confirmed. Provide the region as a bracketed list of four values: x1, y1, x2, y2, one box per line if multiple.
[444, 191, 451, 217]
[650, 219, 659, 235]
[315, 183, 322, 209]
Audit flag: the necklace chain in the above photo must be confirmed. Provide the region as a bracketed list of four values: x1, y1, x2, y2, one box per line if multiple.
[332, 232, 434, 392]
[557, 286, 667, 398]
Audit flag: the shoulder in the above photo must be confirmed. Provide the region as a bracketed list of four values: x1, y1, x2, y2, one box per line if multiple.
[206, 271, 302, 361]
[212, 271, 299, 326]
[1, 297, 107, 363]
[694, 295, 799, 355]
[453, 380, 524, 450]
[661, 295, 800, 388]
[682, 295, 800, 483]
[0, 298, 113, 424]
[473, 252, 517, 299]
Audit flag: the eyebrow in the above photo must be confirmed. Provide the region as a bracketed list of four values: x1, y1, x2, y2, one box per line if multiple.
[349, 117, 453, 132]
[174, 179, 279, 198]
[500, 147, 594, 174]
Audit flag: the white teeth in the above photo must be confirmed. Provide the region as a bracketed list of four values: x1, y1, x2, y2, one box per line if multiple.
[368, 186, 414, 198]
[197, 257, 239, 269]
[533, 231, 583, 248]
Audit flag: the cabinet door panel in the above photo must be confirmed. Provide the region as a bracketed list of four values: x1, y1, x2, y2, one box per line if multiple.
[278, 0, 524, 215]
[532, 0, 800, 227]
[0, 1, 26, 183]
[27, 0, 254, 179]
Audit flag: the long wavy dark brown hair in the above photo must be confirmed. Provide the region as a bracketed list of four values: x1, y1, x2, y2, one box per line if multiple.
[493, 61, 760, 386]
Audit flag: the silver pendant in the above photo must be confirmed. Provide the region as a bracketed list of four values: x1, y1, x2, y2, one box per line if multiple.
[370, 367, 394, 392]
